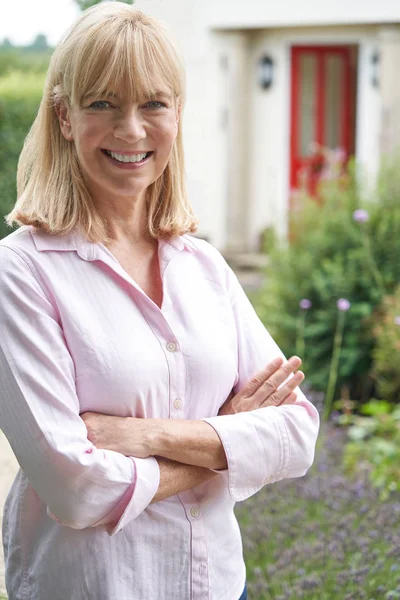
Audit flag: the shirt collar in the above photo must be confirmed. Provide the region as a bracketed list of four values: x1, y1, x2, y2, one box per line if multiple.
[31, 227, 197, 259]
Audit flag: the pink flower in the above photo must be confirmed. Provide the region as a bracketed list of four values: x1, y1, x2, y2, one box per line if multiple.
[299, 299, 312, 310]
[337, 298, 351, 311]
[353, 209, 369, 223]
[394, 316, 400, 326]
[334, 147, 347, 163]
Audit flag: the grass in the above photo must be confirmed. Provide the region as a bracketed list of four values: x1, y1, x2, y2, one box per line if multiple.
[235, 421, 400, 599]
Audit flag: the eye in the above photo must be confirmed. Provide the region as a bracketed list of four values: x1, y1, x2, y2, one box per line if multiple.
[144, 100, 167, 110]
[88, 100, 111, 110]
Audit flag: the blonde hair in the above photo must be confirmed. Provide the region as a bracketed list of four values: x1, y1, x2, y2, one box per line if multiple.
[6, 2, 197, 243]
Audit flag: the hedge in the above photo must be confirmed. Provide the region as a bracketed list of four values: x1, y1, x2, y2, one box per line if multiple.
[0, 71, 45, 239]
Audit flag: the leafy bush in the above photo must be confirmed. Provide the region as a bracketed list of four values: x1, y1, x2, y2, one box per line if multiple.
[0, 70, 46, 239]
[253, 157, 400, 405]
[0, 50, 51, 77]
[371, 285, 400, 400]
[342, 400, 400, 499]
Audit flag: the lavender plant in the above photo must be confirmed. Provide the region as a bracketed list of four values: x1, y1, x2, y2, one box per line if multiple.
[323, 299, 351, 420]
[236, 414, 400, 600]
[296, 299, 312, 359]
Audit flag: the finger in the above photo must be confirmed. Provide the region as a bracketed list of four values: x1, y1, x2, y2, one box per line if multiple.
[276, 371, 305, 399]
[254, 357, 302, 402]
[240, 357, 284, 397]
[276, 356, 303, 391]
[279, 391, 298, 405]
[260, 371, 304, 407]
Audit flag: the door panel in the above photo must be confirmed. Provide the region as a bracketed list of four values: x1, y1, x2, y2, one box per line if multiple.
[290, 45, 357, 203]
[324, 54, 345, 148]
[299, 53, 318, 157]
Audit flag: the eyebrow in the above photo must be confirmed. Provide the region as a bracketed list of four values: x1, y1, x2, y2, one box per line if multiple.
[83, 90, 173, 102]
[143, 90, 173, 100]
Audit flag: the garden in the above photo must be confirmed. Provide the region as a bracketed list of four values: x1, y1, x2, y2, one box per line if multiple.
[241, 152, 400, 598]
[1, 48, 400, 600]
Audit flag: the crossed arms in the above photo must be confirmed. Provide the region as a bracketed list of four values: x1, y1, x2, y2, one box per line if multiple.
[81, 356, 305, 503]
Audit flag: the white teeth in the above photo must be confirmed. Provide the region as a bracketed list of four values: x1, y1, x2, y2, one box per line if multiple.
[108, 151, 148, 163]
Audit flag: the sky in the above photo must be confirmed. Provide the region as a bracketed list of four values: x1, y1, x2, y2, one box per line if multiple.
[0, 0, 80, 46]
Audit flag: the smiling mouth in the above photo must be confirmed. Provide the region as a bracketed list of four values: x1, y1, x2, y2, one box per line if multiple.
[102, 150, 153, 164]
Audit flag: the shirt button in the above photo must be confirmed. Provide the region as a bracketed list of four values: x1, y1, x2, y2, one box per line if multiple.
[166, 342, 177, 352]
[173, 398, 182, 409]
[190, 507, 200, 518]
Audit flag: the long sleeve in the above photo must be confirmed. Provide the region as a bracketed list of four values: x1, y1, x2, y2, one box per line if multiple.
[0, 246, 160, 535]
[203, 253, 320, 502]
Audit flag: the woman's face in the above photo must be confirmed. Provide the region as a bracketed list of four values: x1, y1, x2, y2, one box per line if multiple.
[58, 87, 180, 203]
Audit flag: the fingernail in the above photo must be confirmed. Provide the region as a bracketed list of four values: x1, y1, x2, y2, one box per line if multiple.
[295, 371, 304, 378]
[289, 356, 301, 365]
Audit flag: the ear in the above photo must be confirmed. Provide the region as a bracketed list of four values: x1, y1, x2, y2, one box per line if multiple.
[176, 102, 182, 125]
[55, 100, 74, 142]
[173, 102, 182, 139]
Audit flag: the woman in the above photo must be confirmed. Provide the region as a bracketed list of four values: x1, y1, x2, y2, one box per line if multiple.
[0, 3, 319, 599]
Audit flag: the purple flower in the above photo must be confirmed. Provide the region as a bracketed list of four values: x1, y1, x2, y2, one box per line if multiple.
[353, 209, 369, 223]
[337, 298, 351, 311]
[394, 316, 400, 326]
[299, 299, 312, 310]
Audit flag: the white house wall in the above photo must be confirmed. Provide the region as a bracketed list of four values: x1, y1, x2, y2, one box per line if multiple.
[247, 33, 291, 247]
[134, 0, 396, 250]
[379, 26, 400, 156]
[355, 36, 382, 191]
[209, 0, 400, 29]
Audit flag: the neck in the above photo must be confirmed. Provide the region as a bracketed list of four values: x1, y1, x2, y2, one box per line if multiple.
[92, 190, 153, 247]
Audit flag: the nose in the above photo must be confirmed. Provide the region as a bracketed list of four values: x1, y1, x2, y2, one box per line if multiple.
[113, 108, 146, 142]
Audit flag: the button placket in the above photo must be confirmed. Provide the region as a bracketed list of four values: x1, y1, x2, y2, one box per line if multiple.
[156, 245, 188, 420]
[177, 491, 210, 599]
[163, 338, 185, 417]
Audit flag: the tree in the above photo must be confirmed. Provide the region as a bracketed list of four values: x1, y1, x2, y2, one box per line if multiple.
[28, 34, 49, 52]
[0, 38, 14, 50]
[75, 0, 134, 10]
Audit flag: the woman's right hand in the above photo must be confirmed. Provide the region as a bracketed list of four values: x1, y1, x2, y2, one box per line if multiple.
[218, 356, 304, 416]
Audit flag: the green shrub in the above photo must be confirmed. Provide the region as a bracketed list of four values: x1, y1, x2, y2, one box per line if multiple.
[371, 284, 400, 400]
[0, 50, 51, 77]
[0, 70, 46, 239]
[342, 400, 400, 499]
[253, 157, 400, 405]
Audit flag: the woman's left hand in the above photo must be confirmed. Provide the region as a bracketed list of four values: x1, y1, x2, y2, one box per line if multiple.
[80, 412, 152, 457]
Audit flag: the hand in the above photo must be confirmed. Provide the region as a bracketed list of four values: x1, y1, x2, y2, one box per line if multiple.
[218, 356, 304, 416]
[80, 412, 151, 457]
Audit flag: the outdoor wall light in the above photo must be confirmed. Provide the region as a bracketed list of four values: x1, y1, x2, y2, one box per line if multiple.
[371, 50, 380, 89]
[258, 54, 274, 90]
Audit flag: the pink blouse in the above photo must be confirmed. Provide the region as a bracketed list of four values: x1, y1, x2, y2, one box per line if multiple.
[0, 226, 319, 600]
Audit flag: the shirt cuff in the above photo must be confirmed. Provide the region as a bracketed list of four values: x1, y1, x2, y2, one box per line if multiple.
[202, 407, 289, 502]
[104, 456, 160, 536]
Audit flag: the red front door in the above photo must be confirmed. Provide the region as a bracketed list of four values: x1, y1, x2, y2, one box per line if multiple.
[290, 45, 357, 204]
